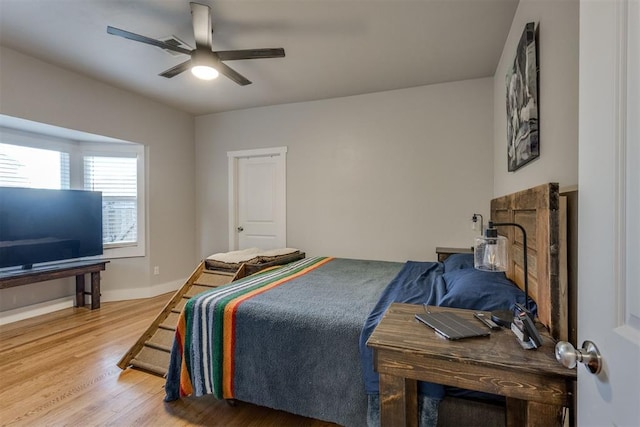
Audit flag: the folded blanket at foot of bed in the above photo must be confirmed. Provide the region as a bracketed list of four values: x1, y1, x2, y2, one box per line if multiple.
[204, 247, 305, 273]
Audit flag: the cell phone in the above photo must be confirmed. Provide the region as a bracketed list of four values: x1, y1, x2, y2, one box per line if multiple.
[474, 312, 501, 329]
[519, 312, 543, 348]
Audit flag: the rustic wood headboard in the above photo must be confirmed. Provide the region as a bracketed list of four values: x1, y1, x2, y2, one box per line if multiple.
[490, 183, 568, 341]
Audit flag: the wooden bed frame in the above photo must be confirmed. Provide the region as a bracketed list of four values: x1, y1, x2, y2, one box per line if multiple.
[490, 182, 568, 341]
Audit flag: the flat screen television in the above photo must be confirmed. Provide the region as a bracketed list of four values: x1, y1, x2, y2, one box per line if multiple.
[0, 187, 103, 269]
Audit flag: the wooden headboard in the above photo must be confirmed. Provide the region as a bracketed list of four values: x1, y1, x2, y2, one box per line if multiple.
[490, 183, 568, 341]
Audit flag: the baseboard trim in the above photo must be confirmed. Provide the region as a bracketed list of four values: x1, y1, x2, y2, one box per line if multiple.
[0, 297, 75, 326]
[0, 279, 184, 325]
[101, 279, 183, 302]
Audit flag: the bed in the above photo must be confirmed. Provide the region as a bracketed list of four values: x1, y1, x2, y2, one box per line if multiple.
[164, 183, 567, 426]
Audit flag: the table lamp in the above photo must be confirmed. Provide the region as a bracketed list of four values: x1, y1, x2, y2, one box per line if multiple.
[474, 220, 532, 326]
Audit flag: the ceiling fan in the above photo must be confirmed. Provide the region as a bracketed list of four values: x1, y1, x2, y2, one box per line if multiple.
[106, 2, 285, 85]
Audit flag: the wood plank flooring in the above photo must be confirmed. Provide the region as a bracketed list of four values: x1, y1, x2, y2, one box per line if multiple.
[0, 293, 337, 426]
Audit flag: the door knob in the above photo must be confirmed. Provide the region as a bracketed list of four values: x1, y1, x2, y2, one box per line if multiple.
[555, 340, 602, 374]
[237, 226, 244, 232]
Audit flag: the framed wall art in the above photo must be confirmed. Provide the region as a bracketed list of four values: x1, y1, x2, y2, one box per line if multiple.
[506, 22, 539, 172]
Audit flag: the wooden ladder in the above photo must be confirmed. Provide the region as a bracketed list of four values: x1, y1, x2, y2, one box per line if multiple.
[117, 261, 246, 376]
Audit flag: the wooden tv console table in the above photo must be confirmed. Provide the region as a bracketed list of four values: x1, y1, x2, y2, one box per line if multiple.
[0, 260, 109, 309]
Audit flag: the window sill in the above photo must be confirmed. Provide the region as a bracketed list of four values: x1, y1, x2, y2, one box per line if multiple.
[103, 244, 145, 259]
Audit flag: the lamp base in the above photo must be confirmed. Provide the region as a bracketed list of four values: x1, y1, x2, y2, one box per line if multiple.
[491, 310, 514, 328]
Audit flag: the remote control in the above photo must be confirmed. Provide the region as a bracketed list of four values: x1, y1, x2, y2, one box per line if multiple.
[474, 312, 501, 329]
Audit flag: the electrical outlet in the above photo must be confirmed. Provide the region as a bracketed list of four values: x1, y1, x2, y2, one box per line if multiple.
[153, 266, 160, 275]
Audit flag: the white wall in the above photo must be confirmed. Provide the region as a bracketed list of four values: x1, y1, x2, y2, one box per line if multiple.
[0, 47, 197, 315]
[493, 0, 579, 197]
[195, 78, 494, 262]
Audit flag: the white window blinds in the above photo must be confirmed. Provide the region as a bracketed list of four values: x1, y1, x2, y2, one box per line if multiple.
[0, 143, 70, 189]
[83, 155, 138, 246]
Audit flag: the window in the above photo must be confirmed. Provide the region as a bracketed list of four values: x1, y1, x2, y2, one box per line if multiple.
[0, 143, 69, 189]
[0, 127, 146, 258]
[84, 155, 138, 248]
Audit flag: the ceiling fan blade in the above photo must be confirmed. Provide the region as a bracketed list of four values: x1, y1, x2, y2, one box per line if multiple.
[217, 62, 252, 86]
[216, 48, 285, 61]
[107, 26, 192, 56]
[190, 2, 212, 50]
[159, 59, 192, 78]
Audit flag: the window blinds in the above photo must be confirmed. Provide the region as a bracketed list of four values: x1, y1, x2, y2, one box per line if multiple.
[0, 143, 70, 189]
[83, 155, 138, 245]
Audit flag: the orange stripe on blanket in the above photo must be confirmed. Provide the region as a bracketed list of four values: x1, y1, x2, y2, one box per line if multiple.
[221, 257, 334, 398]
[176, 310, 194, 397]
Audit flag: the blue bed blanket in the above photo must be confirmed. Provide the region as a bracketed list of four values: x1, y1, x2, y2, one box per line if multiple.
[359, 261, 448, 399]
[359, 257, 533, 400]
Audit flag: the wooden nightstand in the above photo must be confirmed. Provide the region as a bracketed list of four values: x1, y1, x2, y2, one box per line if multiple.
[367, 303, 576, 427]
[435, 246, 473, 262]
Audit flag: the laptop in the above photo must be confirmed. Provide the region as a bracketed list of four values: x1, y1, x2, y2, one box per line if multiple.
[415, 311, 490, 340]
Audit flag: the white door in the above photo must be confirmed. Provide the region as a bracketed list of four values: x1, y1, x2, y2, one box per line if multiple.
[228, 147, 287, 251]
[577, 0, 639, 425]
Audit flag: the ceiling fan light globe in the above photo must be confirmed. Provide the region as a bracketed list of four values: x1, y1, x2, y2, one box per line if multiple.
[191, 65, 219, 80]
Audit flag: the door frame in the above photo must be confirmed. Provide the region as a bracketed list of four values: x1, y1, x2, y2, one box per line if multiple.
[227, 146, 287, 251]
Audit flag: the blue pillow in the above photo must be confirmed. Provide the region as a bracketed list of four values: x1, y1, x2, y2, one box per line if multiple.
[439, 268, 535, 314]
[442, 253, 475, 272]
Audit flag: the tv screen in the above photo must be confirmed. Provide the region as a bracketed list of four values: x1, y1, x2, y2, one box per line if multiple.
[0, 187, 103, 269]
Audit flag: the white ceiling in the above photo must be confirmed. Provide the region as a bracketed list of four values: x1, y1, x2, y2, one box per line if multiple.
[0, 0, 518, 116]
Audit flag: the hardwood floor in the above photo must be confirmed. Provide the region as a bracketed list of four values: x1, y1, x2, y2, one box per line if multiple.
[0, 293, 337, 426]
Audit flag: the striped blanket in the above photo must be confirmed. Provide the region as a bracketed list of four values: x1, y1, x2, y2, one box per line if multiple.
[165, 256, 404, 426]
[170, 256, 333, 399]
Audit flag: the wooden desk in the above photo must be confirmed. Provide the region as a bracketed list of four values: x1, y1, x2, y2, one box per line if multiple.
[0, 260, 109, 309]
[367, 303, 576, 427]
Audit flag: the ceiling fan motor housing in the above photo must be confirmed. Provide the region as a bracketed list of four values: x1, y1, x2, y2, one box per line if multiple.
[191, 48, 220, 80]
